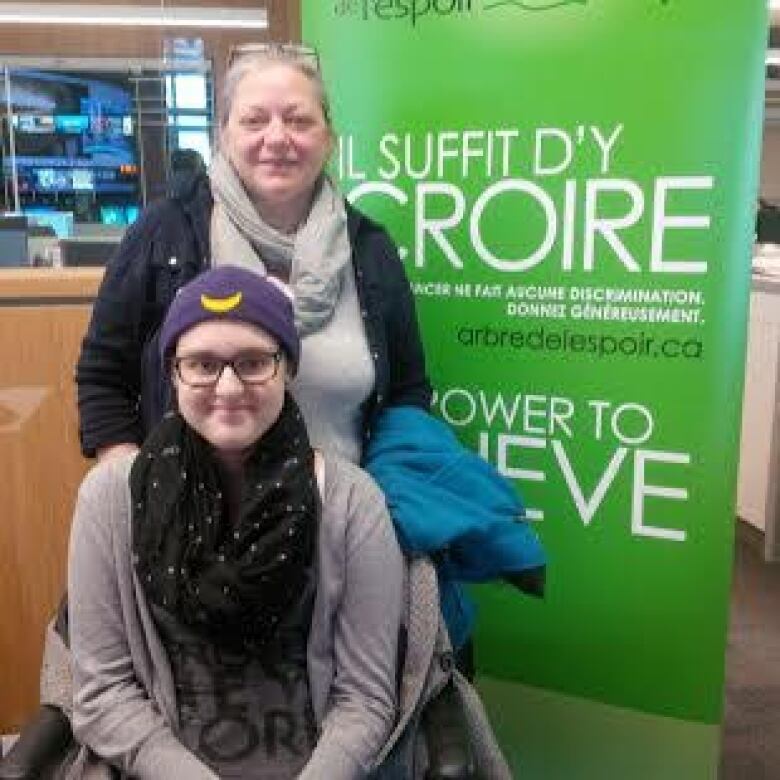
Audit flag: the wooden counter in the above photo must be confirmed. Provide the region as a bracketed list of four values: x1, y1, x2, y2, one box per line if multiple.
[0, 268, 103, 731]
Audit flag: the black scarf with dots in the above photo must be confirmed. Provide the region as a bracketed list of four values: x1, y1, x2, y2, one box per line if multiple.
[130, 393, 318, 652]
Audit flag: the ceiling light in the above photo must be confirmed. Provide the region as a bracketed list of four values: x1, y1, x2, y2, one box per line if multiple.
[0, 3, 267, 29]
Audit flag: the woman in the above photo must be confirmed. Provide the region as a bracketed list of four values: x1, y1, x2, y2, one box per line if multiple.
[75, 44, 430, 466]
[67, 267, 405, 779]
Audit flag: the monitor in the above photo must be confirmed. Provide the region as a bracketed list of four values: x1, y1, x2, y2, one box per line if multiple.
[100, 204, 141, 226]
[99, 205, 125, 226]
[0, 215, 29, 267]
[757, 202, 780, 243]
[24, 208, 74, 239]
[60, 236, 119, 267]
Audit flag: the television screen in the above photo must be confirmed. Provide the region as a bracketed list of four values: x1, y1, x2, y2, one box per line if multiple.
[4, 69, 139, 199]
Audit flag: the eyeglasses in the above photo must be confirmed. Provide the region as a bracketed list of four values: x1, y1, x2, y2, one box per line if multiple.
[227, 42, 320, 71]
[174, 351, 282, 387]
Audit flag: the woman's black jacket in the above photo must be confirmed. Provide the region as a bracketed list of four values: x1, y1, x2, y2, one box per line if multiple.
[75, 174, 431, 457]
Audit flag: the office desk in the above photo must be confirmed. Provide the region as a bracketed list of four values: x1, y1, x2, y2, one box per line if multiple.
[737, 273, 780, 561]
[0, 268, 103, 731]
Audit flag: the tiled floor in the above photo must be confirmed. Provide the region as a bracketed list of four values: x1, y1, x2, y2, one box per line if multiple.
[720, 523, 780, 779]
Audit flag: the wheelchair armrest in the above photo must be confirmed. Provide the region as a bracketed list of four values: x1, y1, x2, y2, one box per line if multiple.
[422, 681, 474, 780]
[0, 705, 73, 780]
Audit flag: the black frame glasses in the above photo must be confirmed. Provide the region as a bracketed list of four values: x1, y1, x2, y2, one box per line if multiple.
[227, 42, 320, 71]
[174, 351, 282, 387]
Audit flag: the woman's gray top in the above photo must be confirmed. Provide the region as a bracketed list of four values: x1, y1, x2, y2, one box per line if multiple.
[291, 265, 375, 465]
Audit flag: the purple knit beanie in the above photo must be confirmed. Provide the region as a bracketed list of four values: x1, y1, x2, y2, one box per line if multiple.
[159, 267, 300, 372]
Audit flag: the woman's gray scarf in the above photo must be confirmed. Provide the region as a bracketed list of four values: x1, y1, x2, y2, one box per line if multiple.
[209, 150, 350, 336]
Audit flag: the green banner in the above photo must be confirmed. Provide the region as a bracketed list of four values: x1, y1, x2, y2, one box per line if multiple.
[304, 1, 767, 775]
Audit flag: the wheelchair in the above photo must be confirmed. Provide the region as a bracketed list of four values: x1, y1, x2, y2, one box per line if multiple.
[0, 564, 496, 780]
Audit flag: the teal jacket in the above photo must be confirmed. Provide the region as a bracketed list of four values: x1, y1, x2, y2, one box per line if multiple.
[363, 406, 546, 648]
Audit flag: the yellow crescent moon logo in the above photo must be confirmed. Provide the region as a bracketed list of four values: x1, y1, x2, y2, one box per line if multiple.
[201, 291, 242, 313]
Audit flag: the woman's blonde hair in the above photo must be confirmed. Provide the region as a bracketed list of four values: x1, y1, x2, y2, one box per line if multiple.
[219, 45, 332, 131]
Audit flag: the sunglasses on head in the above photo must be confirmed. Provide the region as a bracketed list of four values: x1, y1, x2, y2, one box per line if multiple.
[227, 42, 320, 71]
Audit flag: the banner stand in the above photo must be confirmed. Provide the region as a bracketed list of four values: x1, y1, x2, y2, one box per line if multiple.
[304, 2, 768, 775]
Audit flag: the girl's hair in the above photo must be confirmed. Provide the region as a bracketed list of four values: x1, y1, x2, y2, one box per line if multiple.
[219, 46, 332, 130]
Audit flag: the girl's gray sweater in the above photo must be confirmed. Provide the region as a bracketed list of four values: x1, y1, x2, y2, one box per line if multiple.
[67, 453, 403, 779]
